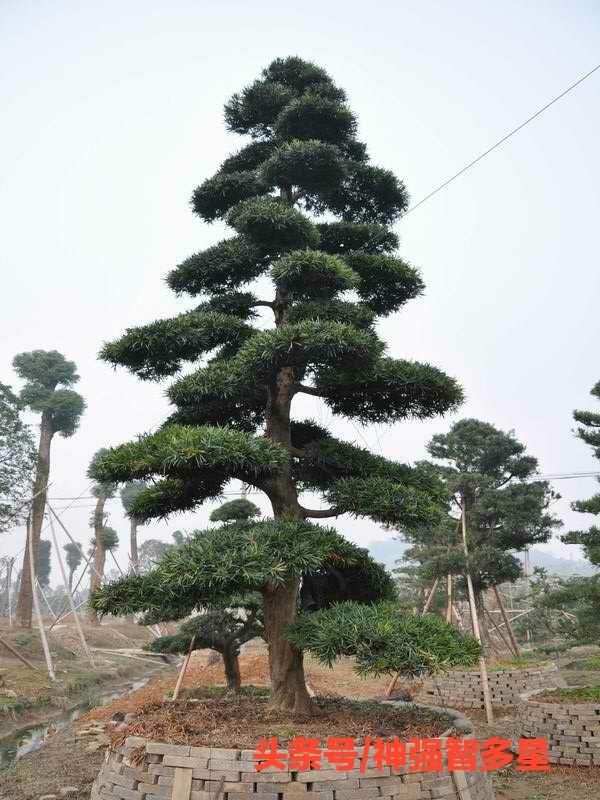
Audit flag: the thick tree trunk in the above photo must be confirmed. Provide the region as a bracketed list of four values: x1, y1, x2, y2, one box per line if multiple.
[129, 517, 139, 574]
[88, 494, 107, 625]
[223, 646, 242, 692]
[16, 412, 53, 628]
[263, 578, 312, 714]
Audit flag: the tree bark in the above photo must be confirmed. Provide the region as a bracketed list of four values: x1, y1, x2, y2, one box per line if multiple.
[16, 411, 53, 628]
[263, 578, 312, 714]
[223, 645, 242, 692]
[129, 517, 139, 574]
[88, 493, 107, 625]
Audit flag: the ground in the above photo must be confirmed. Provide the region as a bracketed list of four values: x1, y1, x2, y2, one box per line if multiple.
[2, 637, 600, 800]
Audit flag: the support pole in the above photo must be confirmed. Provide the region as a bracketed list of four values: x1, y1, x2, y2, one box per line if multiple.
[0, 634, 39, 671]
[484, 606, 516, 657]
[48, 512, 95, 667]
[446, 574, 453, 623]
[172, 635, 197, 701]
[27, 515, 55, 681]
[6, 557, 14, 627]
[37, 579, 57, 620]
[48, 559, 90, 632]
[492, 584, 521, 658]
[461, 504, 493, 723]
[47, 503, 103, 581]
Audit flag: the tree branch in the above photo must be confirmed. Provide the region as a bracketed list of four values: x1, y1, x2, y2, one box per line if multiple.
[302, 506, 340, 519]
[295, 384, 323, 397]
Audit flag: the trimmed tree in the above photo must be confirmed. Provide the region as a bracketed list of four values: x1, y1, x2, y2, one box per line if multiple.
[210, 498, 261, 524]
[0, 383, 35, 533]
[120, 481, 148, 574]
[89, 56, 472, 713]
[88, 450, 117, 625]
[13, 351, 85, 628]
[421, 419, 560, 626]
[63, 541, 83, 591]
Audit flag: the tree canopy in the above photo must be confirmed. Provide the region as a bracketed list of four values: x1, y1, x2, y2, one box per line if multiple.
[0, 383, 35, 532]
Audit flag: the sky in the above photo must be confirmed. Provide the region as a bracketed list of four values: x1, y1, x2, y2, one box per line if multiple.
[1, 1, 600, 585]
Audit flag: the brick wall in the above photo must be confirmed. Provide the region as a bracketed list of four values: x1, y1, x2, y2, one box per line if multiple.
[416, 666, 559, 709]
[91, 737, 495, 800]
[518, 689, 600, 767]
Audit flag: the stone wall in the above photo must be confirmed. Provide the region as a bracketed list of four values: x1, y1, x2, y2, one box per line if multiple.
[518, 688, 600, 767]
[416, 665, 559, 709]
[91, 736, 494, 800]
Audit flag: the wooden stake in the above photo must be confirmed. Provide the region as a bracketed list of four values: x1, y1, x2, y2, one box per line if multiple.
[27, 515, 55, 681]
[0, 634, 39, 671]
[484, 606, 515, 656]
[446, 574, 453, 623]
[172, 634, 197, 700]
[492, 584, 521, 658]
[48, 512, 95, 667]
[461, 505, 493, 723]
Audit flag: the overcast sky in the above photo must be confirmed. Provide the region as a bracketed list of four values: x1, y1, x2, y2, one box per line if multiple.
[2, 1, 600, 584]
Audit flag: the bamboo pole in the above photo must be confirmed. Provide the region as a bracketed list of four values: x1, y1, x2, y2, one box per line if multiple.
[172, 634, 197, 700]
[484, 606, 516, 656]
[47, 503, 103, 580]
[37, 579, 57, 620]
[446, 574, 453, 623]
[492, 584, 521, 658]
[461, 504, 493, 723]
[48, 559, 90, 632]
[0, 634, 39, 671]
[27, 515, 55, 681]
[48, 512, 95, 667]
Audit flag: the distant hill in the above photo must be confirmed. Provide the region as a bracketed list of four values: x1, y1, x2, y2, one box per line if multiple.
[367, 539, 595, 576]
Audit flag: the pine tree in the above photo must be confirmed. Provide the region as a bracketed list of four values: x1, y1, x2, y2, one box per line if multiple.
[36, 539, 52, 589]
[120, 481, 148, 573]
[423, 418, 560, 618]
[89, 57, 474, 713]
[562, 380, 600, 564]
[13, 350, 85, 627]
[88, 449, 117, 625]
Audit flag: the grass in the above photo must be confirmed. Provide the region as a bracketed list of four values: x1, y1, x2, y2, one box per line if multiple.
[553, 686, 600, 702]
[564, 655, 600, 671]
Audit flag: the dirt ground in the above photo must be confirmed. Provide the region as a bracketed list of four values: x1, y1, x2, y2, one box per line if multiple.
[2, 644, 600, 800]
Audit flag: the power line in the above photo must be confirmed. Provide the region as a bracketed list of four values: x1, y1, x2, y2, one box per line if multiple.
[405, 61, 600, 215]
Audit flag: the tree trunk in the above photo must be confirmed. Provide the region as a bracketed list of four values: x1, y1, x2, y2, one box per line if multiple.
[16, 412, 53, 628]
[88, 493, 107, 625]
[263, 578, 312, 714]
[223, 645, 242, 692]
[129, 517, 139, 574]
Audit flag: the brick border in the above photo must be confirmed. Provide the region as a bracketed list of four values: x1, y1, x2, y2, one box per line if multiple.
[518, 687, 600, 767]
[90, 704, 494, 800]
[416, 665, 559, 709]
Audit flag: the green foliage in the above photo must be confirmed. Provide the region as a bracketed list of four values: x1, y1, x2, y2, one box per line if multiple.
[262, 140, 347, 192]
[274, 94, 356, 144]
[63, 541, 83, 580]
[312, 163, 408, 224]
[98, 526, 119, 550]
[0, 382, 35, 531]
[36, 539, 52, 588]
[227, 197, 320, 252]
[120, 481, 148, 520]
[271, 250, 357, 300]
[316, 222, 398, 254]
[191, 171, 268, 222]
[210, 498, 261, 524]
[344, 253, 424, 315]
[543, 573, 600, 643]
[288, 601, 481, 677]
[13, 350, 85, 438]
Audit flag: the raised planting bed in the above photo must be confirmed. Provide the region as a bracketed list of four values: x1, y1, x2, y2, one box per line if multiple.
[416, 664, 559, 709]
[518, 686, 600, 767]
[91, 693, 494, 800]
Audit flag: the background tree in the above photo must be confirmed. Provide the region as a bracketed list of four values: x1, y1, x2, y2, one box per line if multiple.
[36, 538, 52, 589]
[422, 418, 560, 628]
[63, 541, 83, 591]
[13, 351, 85, 628]
[147, 596, 262, 692]
[88, 450, 117, 625]
[89, 56, 472, 713]
[0, 383, 35, 533]
[209, 498, 260, 524]
[120, 481, 148, 573]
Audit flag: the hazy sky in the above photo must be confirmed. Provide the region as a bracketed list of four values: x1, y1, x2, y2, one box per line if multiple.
[2, 1, 600, 583]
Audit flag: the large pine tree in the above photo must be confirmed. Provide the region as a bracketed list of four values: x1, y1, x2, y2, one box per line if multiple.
[89, 57, 469, 712]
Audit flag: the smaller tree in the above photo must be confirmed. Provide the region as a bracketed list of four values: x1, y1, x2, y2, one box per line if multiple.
[0, 383, 35, 533]
[210, 498, 261, 525]
[120, 481, 148, 574]
[12, 351, 85, 627]
[36, 539, 52, 589]
[88, 450, 118, 624]
[147, 596, 262, 692]
[63, 541, 83, 591]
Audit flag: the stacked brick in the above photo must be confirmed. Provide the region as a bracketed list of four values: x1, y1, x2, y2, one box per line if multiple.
[416, 666, 558, 710]
[518, 689, 600, 767]
[90, 739, 495, 800]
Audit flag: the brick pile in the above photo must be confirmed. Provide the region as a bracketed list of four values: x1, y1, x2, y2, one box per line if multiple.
[416, 666, 558, 709]
[90, 739, 495, 800]
[518, 689, 600, 767]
